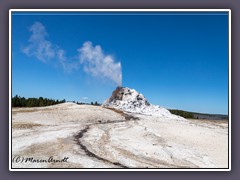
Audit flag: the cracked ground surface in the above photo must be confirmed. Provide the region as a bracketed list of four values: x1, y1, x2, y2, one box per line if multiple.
[11, 102, 228, 168]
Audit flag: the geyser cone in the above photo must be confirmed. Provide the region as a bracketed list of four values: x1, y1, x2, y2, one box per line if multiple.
[102, 87, 185, 120]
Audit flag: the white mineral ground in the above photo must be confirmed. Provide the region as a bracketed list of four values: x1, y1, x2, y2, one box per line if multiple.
[11, 102, 228, 168]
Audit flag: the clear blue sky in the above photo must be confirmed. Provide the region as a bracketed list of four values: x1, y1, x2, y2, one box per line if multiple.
[11, 11, 229, 114]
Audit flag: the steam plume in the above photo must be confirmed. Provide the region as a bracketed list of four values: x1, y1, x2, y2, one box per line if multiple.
[78, 41, 122, 86]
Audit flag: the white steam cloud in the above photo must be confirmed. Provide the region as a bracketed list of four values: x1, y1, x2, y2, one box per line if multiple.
[22, 22, 122, 86]
[22, 22, 55, 62]
[22, 22, 77, 73]
[78, 41, 122, 86]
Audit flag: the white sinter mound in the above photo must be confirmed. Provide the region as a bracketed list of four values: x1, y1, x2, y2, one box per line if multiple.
[102, 87, 184, 120]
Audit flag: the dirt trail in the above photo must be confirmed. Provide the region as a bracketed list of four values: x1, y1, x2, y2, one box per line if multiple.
[74, 108, 139, 168]
[74, 125, 128, 168]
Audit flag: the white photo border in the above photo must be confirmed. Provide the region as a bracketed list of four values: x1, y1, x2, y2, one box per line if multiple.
[9, 9, 231, 171]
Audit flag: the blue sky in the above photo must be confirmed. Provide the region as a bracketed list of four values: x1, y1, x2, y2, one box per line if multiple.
[11, 11, 229, 114]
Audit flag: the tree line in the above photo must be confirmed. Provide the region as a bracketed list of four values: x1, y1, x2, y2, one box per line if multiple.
[12, 95, 66, 107]
[169, 109, 194, 119]
[169, 109, 228, 120]
[75, 101, 100, 106]
[12, 95, 101, 107]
